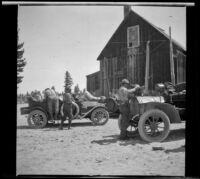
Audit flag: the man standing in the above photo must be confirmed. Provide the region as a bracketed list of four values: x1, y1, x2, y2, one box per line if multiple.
[59, 88, 74, 130]
[43, 87, 59, 123]
[118, 79, 140, 140]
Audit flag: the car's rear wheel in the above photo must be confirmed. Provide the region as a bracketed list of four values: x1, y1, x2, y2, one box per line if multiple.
[27, 109, 47, 128]
[138, 109, 170, 142]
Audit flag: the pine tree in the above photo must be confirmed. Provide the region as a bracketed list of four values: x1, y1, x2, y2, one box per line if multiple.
[74, 84, 80, 95]
[17, 29, 26, 85]
[64, 71, 73, 93]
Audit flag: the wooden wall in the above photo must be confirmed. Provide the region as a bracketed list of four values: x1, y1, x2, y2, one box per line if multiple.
[96, 11, 186, 96]
[86, 71, 101, 96]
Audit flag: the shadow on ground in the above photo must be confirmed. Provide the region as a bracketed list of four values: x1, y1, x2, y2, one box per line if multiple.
[164, 145, 185, 153]
[17, 125, 36, 129]
[163, 128, 185, 143]
[91, 128, 185, 146]
[17, 121, 95, 130]
[91, 133, 148, 146]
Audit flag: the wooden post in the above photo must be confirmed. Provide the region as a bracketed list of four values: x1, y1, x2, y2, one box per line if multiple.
[105, 59, 110, 96]
[112, 57, 115, 90]
[100, 60, 103, 96]
[104, 58, 110, 97]
[103, 59, 106, 95]
[169, 26, 175, 85]
[144, 40, 150, 94]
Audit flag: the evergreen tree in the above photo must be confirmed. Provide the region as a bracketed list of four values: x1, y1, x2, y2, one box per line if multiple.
[17, 29, 27, 85]
[74, 84, 80, 95]
[64, 71, 73, 93]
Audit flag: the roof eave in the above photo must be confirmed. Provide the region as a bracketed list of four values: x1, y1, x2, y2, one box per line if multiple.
[97, 10, 186, 60]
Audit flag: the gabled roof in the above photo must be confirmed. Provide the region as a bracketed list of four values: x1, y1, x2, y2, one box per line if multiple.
[86, 71, 100, 78]
[134, 10, 186, 51]
[97, 10, 186, 60]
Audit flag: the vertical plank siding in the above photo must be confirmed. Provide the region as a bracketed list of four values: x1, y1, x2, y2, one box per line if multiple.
[87, 11, 186, 96]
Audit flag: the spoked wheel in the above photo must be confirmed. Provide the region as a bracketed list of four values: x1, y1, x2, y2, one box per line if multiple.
[138, 109, 170, 142]
[27, 110, 47, 128]
[90, 108, 109, 125]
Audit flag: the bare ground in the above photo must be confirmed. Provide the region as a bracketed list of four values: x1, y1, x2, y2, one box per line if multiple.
[17, 104, 185, 176]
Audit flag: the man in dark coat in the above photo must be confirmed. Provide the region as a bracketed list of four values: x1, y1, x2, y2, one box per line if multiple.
[118, 79, 140, 140]
[59, 88, 74, 130]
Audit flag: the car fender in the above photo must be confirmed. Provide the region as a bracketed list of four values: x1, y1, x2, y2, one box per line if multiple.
[141, 102, 181, 123]
[20, 107, 30, 115]
[83, 106, 107, 118]
[29, 106, 48, 118]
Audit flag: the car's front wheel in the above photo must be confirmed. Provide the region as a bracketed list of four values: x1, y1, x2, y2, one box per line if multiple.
[138, 109, 170, 142]
[90, 108, 109, 125]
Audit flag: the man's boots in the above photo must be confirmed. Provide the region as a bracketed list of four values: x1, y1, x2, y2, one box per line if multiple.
[119, 130, 130, 140]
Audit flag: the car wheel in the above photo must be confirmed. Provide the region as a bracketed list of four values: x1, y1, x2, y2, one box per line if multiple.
[138, 109, 170, 142]
[90, 108, 109, 125]
[27, 109, 47, 128]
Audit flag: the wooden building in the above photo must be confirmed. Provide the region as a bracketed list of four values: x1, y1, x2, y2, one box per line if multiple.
[87, 7, 186, 96]
[86, 71, 101, 96]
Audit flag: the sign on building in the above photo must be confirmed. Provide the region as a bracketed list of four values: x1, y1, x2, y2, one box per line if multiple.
[127, 25, 140, 48]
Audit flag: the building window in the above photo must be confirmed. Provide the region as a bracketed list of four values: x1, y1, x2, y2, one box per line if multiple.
[127, 25, 140, 48]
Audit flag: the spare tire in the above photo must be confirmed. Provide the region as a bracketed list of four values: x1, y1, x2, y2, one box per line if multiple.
[72, 101, 80, 118]
[105, 98, 119, 113]
[59, 101, 80, 119]
[118, 114, 122, 130]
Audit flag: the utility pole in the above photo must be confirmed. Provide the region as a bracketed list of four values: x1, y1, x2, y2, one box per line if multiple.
[144, 40, 150, 95]
[169, 26, 175, 85]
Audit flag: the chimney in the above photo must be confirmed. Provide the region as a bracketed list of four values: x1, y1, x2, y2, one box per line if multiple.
[124, 5, 131, 19]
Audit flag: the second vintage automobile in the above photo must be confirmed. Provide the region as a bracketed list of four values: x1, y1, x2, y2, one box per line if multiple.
[20, 92, 109, 128]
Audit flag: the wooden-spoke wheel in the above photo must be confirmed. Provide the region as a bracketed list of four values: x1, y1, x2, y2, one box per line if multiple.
[91, 108, 109, 125]
[138, 109, 170, 142]
[27, 110, 47, 128]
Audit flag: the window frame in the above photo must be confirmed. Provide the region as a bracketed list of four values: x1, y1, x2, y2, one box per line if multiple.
[127, 25, 140, 48]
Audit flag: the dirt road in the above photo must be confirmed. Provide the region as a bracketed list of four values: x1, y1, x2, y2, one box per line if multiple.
[17, 104, 185, 176]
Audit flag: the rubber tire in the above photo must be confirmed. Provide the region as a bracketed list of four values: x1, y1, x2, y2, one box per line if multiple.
[72, 101, 80, 118]
[91, 108, 109, 125]
[138, 109, 170, 142]
[27, 110, 48, 128]
[118, 114, 122, 130]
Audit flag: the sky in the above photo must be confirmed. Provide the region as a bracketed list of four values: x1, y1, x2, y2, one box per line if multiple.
[18, 5, 186, 94]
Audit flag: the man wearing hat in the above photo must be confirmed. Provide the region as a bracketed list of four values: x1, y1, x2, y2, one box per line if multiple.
[118, 79, 140, 140]
[59, 88, 74, 130]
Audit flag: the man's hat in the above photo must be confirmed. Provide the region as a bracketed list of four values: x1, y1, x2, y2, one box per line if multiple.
[121, 79, 129, 84]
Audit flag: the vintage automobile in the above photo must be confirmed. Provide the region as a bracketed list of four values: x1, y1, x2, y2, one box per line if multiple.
[20, 94, 109, 129]
[112, 82, 186, 142]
